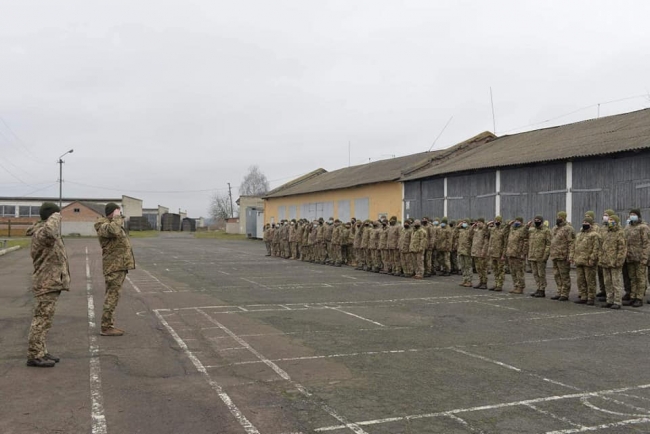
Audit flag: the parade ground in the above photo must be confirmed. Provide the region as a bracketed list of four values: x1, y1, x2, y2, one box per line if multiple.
[2, 233, 650, 434]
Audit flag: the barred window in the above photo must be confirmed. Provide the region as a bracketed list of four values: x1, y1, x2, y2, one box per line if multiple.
[0, 205, 16, 217]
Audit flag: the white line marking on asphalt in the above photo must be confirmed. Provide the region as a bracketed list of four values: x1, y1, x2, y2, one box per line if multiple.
[340, 275, 357, 279]
[580, 396, 650, 417]
[523, 403, 584, 428]
[137, 268, 175, 292]
[446, 414, 486, 433]
[544, 417, 650, 433]
[218, 270, 230, 275]
[195, 308, 370, 434]
[511, 311, 611, 322]
[85, 247, 108, 434]
[240, 277, 269, 289]
[125, 275, 141, 293]
[314, 384, 650, 432]
[451, 348, 522, 372]
[328, 307, 386, 327]
[154, 310, 260, 434]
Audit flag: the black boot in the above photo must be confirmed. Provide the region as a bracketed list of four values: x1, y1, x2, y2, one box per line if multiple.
[26, 358, 55, 368]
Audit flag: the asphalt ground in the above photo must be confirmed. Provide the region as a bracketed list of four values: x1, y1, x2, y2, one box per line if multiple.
[2, 233, 650, 434]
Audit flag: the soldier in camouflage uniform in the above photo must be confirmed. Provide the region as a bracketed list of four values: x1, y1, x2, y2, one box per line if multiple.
[352, 220, 363, 268]
[471, 218, 490, 289]
[289, 219, 300, 259]
[435, 217, 453, 276]
[431, 218, 441, 272]
[95, 203, 136, 336]
[549, 211, 575, 300]
[505, 217, 529, 294]
[487, 216, 509, 292]
[282, 220, 291, 259]
[359, 220, 372, 271]
[528, 215, 552, 298]
[272, 223, 281, 257]
[450, 220, 460, 274]
[368, 221, 381, 272]
[623, 209, 650, 307]
[378, 219, 391, 273]
[330, 219, 343, 266]
[422, 218, 435, 277]
[387, 216, 401, 276]
[26, 203, 70, 367]
[410, 219, 428, 279]
[399, 219, 414, 277]
[324, 218, 334, 264]
[263, 224, 272, 256]
[308, 220, 319, 262]
[596, 210, 615, 301]
[600, 215, 627, 309]
[316, 218, 325, 264]
[300, 222, 310, 261]
[456, 219, 474, 287]
[571, 217, 601, 305]
[341, 222, 352, 265]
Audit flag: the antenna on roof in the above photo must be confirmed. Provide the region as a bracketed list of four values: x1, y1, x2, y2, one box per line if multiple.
[348, 141, 351, 167]
[490, 87, 497, 133]
[428, 116, 453, 152]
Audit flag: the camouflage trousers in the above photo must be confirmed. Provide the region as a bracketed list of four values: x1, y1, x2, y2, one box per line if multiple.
[436, 251, 451, 273]
[412, 251, 425, 277]
[381, 250, 391, 273]
[290, 242, 299, 259]
[530, 260, 547, 290]
[459, 254, 473, 284]
[282, 241, 290, 258]
[401, 252, 413, 276]
[450, 251, 458, 273]
[553, 259, 572, 297]
[28, 291, 61, 359]
[473, 257, 488, 284]
[603, 267, 624, 305]
[627, 262, 648, 300]
[424, 249, 434, 275]
[491, 258, 505, 289]
[390, 249, 401, 274]
[597, 266, 605, 293]
[576, 265, 597, 301]
[370, 249, 380, 270]
[102, 271, 127, 330]
[272, 242, 280, 256]
[264, 241, 272, 255]
[508, 257, 526, 289]
[331, 244, 342, 265]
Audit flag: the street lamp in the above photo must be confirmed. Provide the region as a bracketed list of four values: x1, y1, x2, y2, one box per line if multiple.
[58, 149, 74, 209]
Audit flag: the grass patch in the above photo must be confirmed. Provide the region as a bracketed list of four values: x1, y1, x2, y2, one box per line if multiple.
[128, 230, 160, 238]
[194, 231, 249, 241]
[3, 238, 30, 249]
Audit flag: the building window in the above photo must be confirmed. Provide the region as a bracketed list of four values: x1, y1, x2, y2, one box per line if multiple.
[0, 205, 16, 217]
[19, 206, 41, 217]
[405, 201, 410, 210]
[74, 208, 80, 213]
[31, 206, 40, 216]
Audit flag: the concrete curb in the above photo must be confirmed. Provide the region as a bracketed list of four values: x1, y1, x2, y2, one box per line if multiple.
[0, 246, 21, 256]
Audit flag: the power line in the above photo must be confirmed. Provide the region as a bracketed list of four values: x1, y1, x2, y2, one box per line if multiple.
[66, 180, 235, 194]
[0, 116, 49, 165]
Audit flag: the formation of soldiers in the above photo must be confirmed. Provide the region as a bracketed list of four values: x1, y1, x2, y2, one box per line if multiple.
[263, 208, 650, 309]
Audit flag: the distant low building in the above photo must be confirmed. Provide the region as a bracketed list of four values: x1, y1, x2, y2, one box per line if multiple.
[236, 196, 264, 238]
[60, 201, 105, 236]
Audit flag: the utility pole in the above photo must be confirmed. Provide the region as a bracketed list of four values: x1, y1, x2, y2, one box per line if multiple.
[57, 149, 74, 209]
[227, 183, 234, 218]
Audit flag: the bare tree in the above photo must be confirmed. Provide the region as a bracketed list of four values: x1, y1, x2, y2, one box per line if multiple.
[209, 192, 237, 222]
[239, 165, 270, 196]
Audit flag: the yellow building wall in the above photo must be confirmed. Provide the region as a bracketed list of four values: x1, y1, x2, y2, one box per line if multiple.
[264, 182, 403, 224]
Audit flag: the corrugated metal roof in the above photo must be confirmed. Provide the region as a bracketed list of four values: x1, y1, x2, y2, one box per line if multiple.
[264, 152, 435, 198]
[402, 108, 650, 181]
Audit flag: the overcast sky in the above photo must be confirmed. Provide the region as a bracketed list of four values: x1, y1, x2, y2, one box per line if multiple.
[1, 1, 649, 217]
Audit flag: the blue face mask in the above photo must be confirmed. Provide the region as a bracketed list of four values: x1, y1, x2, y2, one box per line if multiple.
[461, 223, 468, 228]
[441, 223, 447, 228]
[433, 221, 439, 225]
[514, 222, 521, 228]
[630, 215, 639, 222]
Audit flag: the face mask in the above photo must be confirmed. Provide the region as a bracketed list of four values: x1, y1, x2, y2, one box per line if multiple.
[556, 219, 563, 225]
[404, 225, 410, 229]
[534, 221, 542, 227]
[630, 215, 639, 222]
[461, 223, 468, 228]
[433, 221, 439, 225]
[514, 222, 521, 228]
[422, 221, 428, 226]
[440, 223, 446, 228]
[602, 216, 609, 223]
[495, 222, 501, 227]
[608, 221, 617, 228]
[582, 224, 590, 231]
[390, 221, 395, 226]
[414, 225, 420, 229]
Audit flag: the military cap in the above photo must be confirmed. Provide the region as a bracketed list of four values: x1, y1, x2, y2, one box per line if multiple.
[477, 217, 485, 223]
[389, 215, 397, 221]
[584, 211, 595, 219]
[318, 217, 324, 222]
[515, 216, 524, 223]
[610, 215, 621, 224]
[441, 217, 448, 223]
[450, 220, 456, 226]
[408, 218, 415, 224]
[422, 216, 430, 221]
[334, 219, 341, 223]
[534, 215, 544, 221]
[630, 208, 642, 218]
[39, 202, 60, 221]
[583, 217, 594, 224]
[604, 209, 616, 216]
[494, 215, 502, 222]
[414, 219, 421, 226]
[105, 202, 120, 217]
[557, 211, 567, 219]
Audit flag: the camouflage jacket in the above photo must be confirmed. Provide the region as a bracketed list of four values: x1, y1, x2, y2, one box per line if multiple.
[426, 225, 436, 249]
[457, 227, 473, 256]
[272, 227, 280, 243]
[27, 213, 71, 296]
[572, 227, 600, 266]
[302, 226, 310, 245]
[341, 227, 351, 245]
[600, 227, 627, 268]
[550, 223, 575, 261]
[399, 227, 412, 253]
[308, 225, 318, 245]
[263, 228, 272, 242]
[624, 222, 650, 264]
[378, 226, 389, 249]
[361, 225, 372, 249]
[324, 224, 334, 242]
[94, 216, 136, 276]
[470, 226, 489, 258]
[316, 224, 325, 243]
[353, 225, 363, 248]
[289, 225, 300, 242]
[331, 224, 343, 245]
[505, 225, 528, 259]
[387, 224, 400, 249]
[451, 226, 460, 251]
[410, 227, 428, 253]
[368, 227, 380, 250]
[528, 225, 551, 261]
[487, 225, 510, 258]
[435, 226, 452, 252]
[281, 224, 290, 241]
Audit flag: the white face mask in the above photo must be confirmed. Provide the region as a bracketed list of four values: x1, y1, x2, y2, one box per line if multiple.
[602, 216, 609, 223]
